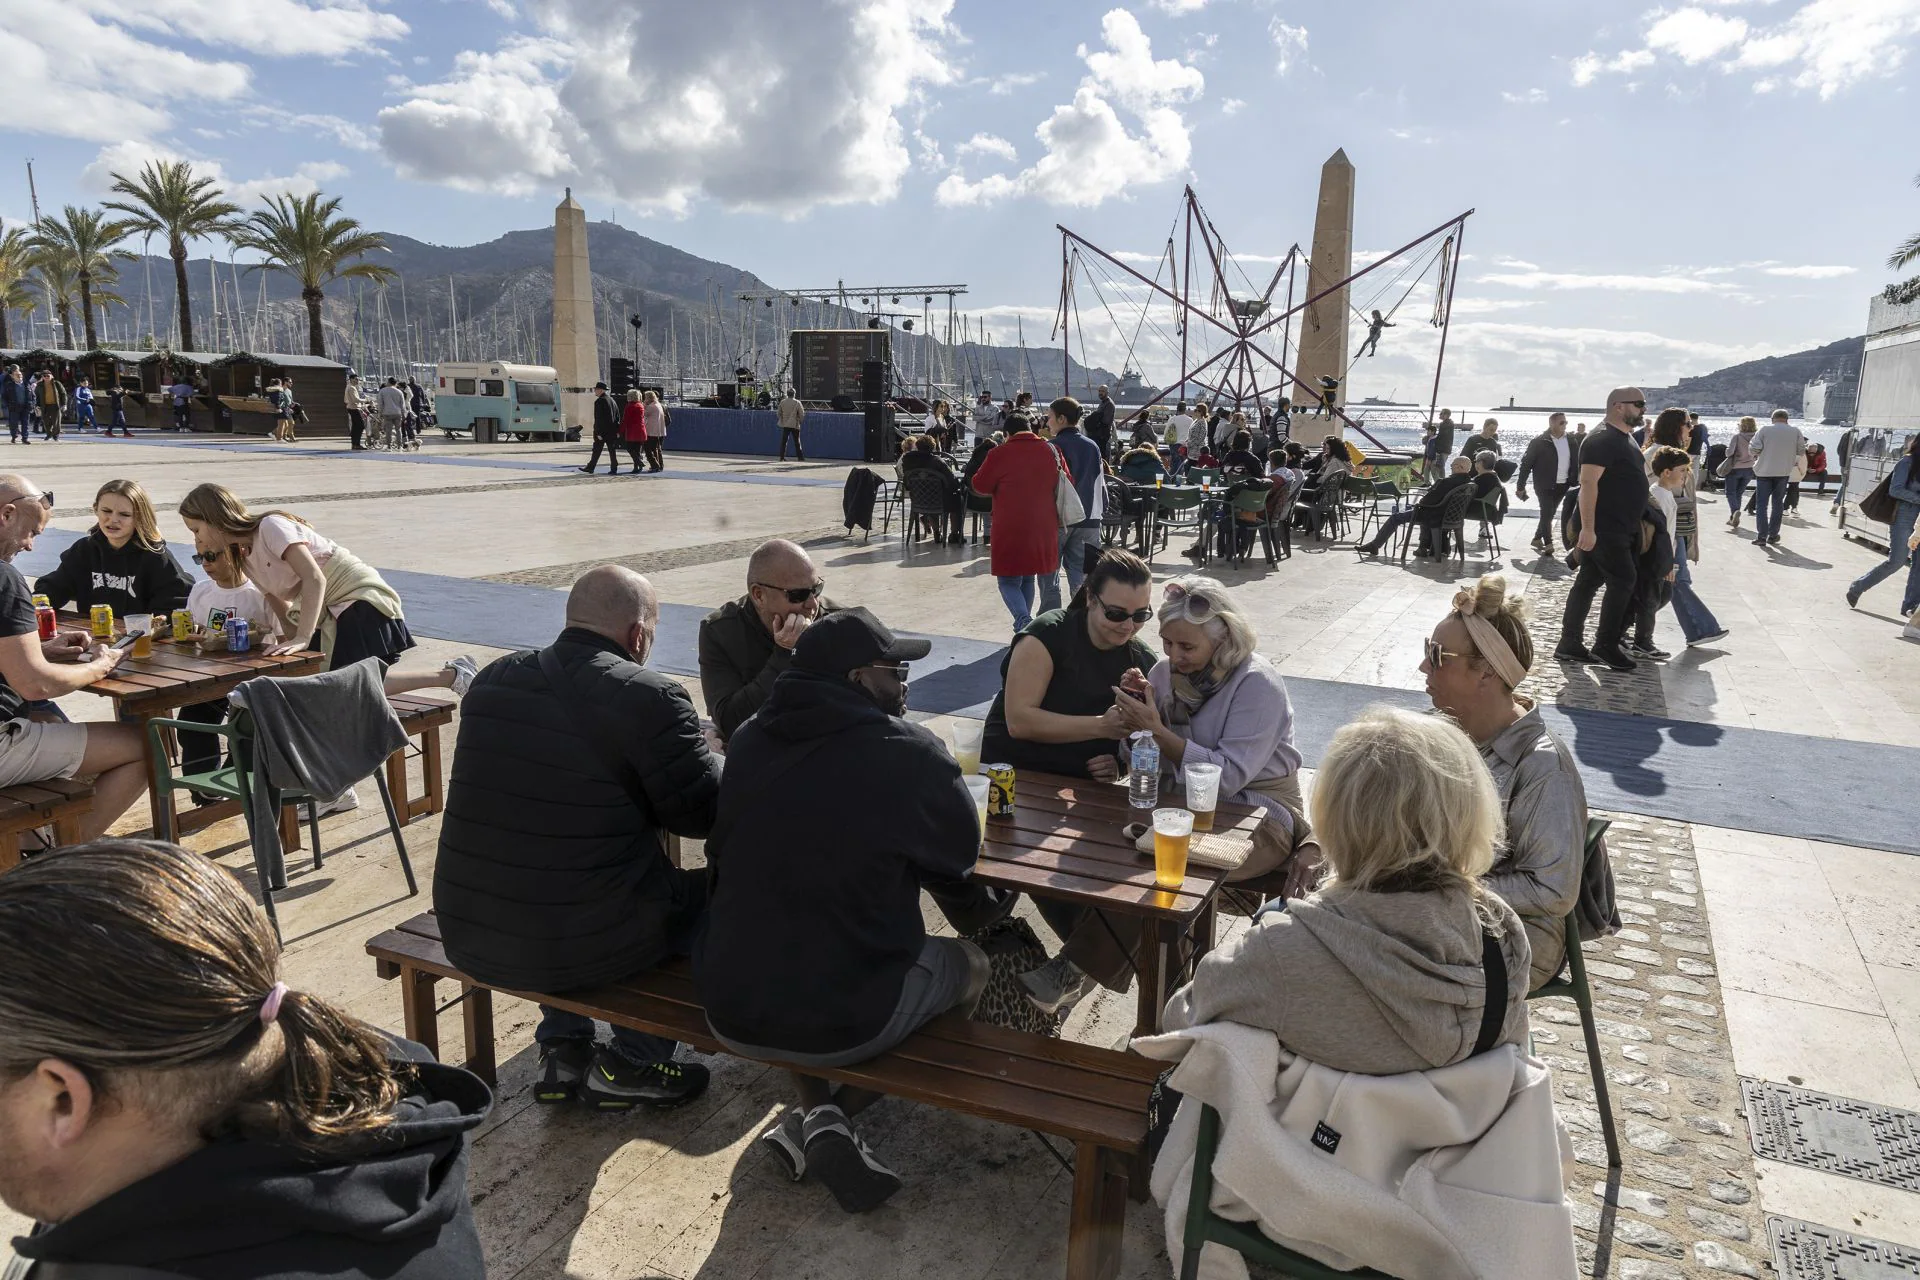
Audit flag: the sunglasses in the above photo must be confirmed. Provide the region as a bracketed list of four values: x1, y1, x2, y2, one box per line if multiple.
[755, 580, 824, 605]
[1, 490, 50, 508]
[191, 549, 226, 565]
[1094, 596, 1153, 625]
[1162, 581, 1216, 621]
[1425, 638, 1466, 669]
[867, 662, 910, 680]
[1620, 400, 1646, 409]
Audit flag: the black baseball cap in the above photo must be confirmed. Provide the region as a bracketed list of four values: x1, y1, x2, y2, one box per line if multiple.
[593, 381, 607, 390]
[792, 607, 931, 676]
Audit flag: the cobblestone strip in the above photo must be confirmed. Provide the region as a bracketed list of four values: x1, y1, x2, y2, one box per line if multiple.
[53, 475, 603, 521]
[1519, 568, 1768, 1278]
[481, 526, 853, 587]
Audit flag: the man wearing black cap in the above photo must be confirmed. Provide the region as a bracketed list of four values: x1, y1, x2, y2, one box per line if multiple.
[696, 607, 999, 1215]
[580, 381, 622, 475]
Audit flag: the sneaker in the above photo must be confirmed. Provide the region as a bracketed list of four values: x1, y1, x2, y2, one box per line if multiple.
[760, 1108, 808, 1182]
[534, 1038, 595, 1104]
[1629, 644, 1671, 661]
[1686, 629, 1730, 648]
[1593, 645, 1638, 672]
[802, 1104, 902, 1213]
[313, 786, 359, 817]
[444, 654, 478, 697]
[1553, 643, 1597, 664]
[1846, 586, 1862, 609]
[1019, 954, 1098, 1016]
[1753, 536, 1769, 547]
[577, 1049, 710, 1110]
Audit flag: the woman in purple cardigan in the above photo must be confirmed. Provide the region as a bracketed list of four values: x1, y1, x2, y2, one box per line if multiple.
[1113, 575, 1317, 904]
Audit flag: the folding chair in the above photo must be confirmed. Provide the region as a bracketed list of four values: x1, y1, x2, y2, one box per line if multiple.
[147, 708, 418, 938]
[1528, 816, 1621, 1169]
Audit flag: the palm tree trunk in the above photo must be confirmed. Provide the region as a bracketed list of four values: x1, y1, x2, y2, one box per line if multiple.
[0, 310, 10, 349]
[171, 238, 195, 352]
[58, 304, 73, 349]
[79, 274, 98, 350]
[304, 287, 326, 357]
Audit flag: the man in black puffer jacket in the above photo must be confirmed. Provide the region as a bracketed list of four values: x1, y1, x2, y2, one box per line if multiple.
[434, 564, 721, 1111]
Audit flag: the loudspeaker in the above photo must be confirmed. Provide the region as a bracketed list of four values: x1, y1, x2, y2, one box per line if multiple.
[716, 382, 737, 409]
[860, 360, 886, 404]
[863, 405, 894, 463]
[608, 357, 636, 398]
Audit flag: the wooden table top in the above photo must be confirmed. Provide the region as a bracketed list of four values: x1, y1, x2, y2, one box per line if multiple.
[971, 768, 1262, 922]
[56, 614, 325, 704]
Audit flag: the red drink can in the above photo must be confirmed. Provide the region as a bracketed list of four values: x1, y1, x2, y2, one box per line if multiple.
[35, 605, 55, 641]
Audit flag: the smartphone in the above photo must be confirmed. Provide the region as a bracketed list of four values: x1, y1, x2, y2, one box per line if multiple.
[110, 632, 141, 651]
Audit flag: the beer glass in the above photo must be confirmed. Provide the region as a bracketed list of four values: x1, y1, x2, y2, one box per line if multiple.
[1151, 808, 1194, 890]
[1184, 762, 1221, 833]
[125, 614, 153, 659]
[950, 721, 983, 776]
[964, 776, 991, 845]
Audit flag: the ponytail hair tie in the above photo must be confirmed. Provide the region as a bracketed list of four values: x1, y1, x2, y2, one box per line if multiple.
[259, 982, 289, 1025]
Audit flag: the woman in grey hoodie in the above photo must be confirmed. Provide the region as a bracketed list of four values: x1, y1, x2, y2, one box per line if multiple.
[1162, 706, 1530, 1074]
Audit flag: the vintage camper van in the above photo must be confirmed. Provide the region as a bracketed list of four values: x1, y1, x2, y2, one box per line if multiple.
[433, 361, 566, 441]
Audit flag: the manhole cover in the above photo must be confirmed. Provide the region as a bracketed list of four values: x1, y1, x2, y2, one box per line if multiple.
[1742, 1078, 1920, 1191]
[1769, 1216, 1920, 1279]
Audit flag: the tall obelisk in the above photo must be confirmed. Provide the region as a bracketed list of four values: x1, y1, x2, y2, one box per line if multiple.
[551, 189, 598, 435]
[1292, 149, 1354, 446]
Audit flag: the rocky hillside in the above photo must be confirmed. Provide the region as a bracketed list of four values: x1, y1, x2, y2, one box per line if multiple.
[1641, 334, 1863, 408]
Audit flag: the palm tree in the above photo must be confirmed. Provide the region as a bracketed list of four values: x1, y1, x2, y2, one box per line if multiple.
[30, 251, 127, 350]
[104, 160, 241, 353]
[0, 228, 37, 349]
[1890, 173, 1920, 306]
[228, 193, 394, 358]
[27, 207, 135, 350]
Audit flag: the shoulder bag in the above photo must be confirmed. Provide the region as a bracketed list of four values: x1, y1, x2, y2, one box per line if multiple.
[1858, 474, 1897, 525]
[1053, 453, 1086, 526]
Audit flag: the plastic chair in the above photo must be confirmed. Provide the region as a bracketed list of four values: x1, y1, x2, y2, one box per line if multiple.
[1179, 1101, 1401, 1280]
[1223, 486, 1273, 566]
[1187, 466, 1223, 487]
[1355, 479, 1403, 546]
[1468, 497, 1505, 556]
[1148, 486, 1207, 568]
[1434, 484, 1477, 564]
[901, 467, 955, 546]
[1264, 474, 1302, 561]
[146, 708, 417, 938]
[1100, 476, 1136, 548]
[1529, 816, 1621, 1169]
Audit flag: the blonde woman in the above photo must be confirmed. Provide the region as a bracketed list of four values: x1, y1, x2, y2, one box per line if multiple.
[1162, 704, 1530, 1072]
[1422, 574, 1601, 990]
[1722, 415, 1759, 526]
[641, 390, 667, 472]
[34, 480, 193, 618]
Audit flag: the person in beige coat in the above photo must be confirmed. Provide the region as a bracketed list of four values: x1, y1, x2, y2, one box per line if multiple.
[1422, 574, 1589, 990]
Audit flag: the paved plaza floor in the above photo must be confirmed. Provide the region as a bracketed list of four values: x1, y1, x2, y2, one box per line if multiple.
[3, 431, 1917, 1278]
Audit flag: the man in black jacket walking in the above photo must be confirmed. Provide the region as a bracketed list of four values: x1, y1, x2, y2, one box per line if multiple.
[1085, 385, 1116, 458]
[1515, 412, 1576, 554]
[579, 382, 622, 475]
[434, 565, 721, 1109]
[697, 608, 998, 1213]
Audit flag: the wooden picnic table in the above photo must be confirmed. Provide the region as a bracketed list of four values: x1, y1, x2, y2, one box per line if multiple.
[59, 613, 327, 840]
[970, 768, 1263, 1039]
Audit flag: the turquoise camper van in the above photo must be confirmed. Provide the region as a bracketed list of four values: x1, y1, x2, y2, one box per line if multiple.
[433, 361, 567, 441]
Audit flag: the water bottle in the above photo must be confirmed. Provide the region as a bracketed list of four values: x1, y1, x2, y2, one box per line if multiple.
[1128, 731, 1160, 811]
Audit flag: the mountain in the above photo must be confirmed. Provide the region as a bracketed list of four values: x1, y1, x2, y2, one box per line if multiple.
[57, 220, 1120, 400]
[1639, 334, 1863, 412]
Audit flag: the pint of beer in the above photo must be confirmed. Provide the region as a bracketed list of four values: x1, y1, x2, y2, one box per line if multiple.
[1151, 808, 1194, 890]
[1183, 762, 1221, 833]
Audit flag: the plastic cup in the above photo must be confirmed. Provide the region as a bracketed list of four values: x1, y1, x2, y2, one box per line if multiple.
[125, 613, 153, 659]
[950, 721, 984, 776]
[1151, 808, 1194, 889]
[964, 776, 991, 844]
[1184, 762, 1221, 833]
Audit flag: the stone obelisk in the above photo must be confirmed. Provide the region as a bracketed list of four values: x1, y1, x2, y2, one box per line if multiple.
[550, 188, 598, 435]
[1292, 149, 1354, 446]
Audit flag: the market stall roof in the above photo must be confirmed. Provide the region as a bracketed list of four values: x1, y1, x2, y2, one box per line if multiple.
[210, 350, 347, 371]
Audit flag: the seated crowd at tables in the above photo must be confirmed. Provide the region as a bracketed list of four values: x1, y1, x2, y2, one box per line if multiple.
[0, 477, 1603, 1270]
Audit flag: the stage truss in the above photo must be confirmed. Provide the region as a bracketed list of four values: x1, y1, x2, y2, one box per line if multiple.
[1055, 186, 1472, 450]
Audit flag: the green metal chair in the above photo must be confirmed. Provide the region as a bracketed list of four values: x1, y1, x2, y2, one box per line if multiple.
[1179, 1102, 1402, 1280]
[1223, 487, 1273, 566]
[1528, 816, 1621, 1169]
[147, 708, 418, 937]
[1148, 485, 1207, 568]
[1186, 466, 1223, 487]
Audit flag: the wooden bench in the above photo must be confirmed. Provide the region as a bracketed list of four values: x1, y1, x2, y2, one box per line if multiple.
[385, 694, 455, 826]
[0, 776, 96, 872]
[368, 912, 1158, 1279]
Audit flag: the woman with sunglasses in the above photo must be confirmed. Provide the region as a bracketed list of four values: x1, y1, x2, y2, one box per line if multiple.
[1420, 573, 1598, 990]
[981, 548, 1158, 1014]
[1111, 577, 1312, 900]
[33, 479, 193, 622]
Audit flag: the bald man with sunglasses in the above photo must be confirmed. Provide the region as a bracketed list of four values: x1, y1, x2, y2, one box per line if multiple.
[699, 539, 840, 742]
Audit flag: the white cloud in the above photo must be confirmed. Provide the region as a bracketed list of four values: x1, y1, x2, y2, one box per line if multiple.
[1570, 47, 1656, 85]
[1573, 0, 1920, 98]
[1501, 88, 1549, 104]
[1151, 0, 1210, 12]
[957, 132, 1018, 162]
[380, 0, 959, 216]
[1269, 17, 1310, 75]
[227, 161, 353, 204]
[1492, 257, 1541, 270]
[69, 0, 407, 58]
[1646, 7, 1750, 61]
[987, 71, 1046, 96]
[1762, 263, 1858, 278]
[937, 9, 1203, 209]
[1478, 269, 1726, 294]
[77, 141, 348, 210]
[1220, 97, 1246, 115]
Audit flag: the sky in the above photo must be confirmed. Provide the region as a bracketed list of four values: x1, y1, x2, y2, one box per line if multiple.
[2, 0, 1916, 403]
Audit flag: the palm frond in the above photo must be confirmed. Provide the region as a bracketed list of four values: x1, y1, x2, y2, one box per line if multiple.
[1889, 232, 1920, 273]
[102, 160, 242, 244]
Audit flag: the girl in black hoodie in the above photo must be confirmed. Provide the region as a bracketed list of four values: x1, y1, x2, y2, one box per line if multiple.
[35, 479, 194, 618]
